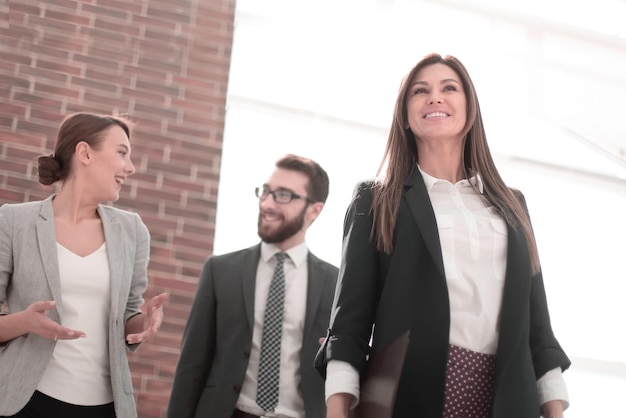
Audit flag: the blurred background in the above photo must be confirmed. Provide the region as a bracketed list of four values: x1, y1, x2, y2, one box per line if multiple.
[2, 0, 625, 416]
[218, 1, 626, 417]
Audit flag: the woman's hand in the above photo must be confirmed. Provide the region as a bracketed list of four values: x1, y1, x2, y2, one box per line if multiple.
[540, 399, 565, 418]
[125, 293, 169, 344]
[0, 301, 85, 343]
[327, 393, 353, 418]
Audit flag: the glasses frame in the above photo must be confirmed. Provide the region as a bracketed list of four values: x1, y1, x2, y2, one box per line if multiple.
[255, 186, 316, 204]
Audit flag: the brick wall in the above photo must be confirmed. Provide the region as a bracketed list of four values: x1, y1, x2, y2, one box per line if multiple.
[0, 1, 236, 416]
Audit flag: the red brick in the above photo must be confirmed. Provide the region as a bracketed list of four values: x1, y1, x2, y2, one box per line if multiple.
[34, 58, 83, 76]
[45, 9, 91, 27]
[39, 31, 88, 53]
[9, 3, 42, 15]
[2, 1, 235, 415]
[28, 14, 80, 33]
[11, 92, 65, 111]
[33, 81, 82, 99]
[95, 0, 143, 14]
[2, 51, 32, 66]
[81, 3, 129, 20]
[93, 16, 141, 37]
[19, 64, 70, 83]
[44, 0, 82, 10]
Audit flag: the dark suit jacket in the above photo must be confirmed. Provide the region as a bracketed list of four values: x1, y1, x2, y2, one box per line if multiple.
[316, 169, 570, 418]
[168, 244, 338, 418]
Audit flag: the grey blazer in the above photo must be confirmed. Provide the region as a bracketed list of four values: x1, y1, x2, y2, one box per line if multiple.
[0, 195, 149, 417]
[167, 244, 338, 418]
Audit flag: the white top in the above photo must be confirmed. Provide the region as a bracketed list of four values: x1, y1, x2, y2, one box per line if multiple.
[422, 168, 506, 353]
[236, 241, 309, 418]
[37, 243, 113, 405]
[325, 167, 569, 409]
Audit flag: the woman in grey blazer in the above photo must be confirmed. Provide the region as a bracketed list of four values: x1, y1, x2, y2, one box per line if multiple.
[0, 112, 168, 418]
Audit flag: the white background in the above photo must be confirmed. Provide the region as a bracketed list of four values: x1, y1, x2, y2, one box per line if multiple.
[214, 1, 626, 416]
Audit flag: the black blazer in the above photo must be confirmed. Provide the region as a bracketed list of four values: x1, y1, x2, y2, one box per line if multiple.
[168, 244, 338, 418]
[316, 169, 570, 418]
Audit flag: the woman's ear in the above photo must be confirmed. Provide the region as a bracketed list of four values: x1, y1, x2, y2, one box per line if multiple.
[75, 141, 91, 165]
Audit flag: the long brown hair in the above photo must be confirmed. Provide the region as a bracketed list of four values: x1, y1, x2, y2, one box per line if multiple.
[371, 53, 540, 273]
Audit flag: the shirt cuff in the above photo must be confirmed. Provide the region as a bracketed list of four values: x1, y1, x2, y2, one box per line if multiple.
[325, 360, 360, 408]
[537, 367, 570, 410]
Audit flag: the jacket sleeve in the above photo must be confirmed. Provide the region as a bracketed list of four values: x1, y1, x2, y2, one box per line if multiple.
[126, 212, 149, 322]
[529, 269, 571, 377]
[315, 181, 380, 378]
[0, 204, 14, 349]
[513, 189, 571, 377]
[124, 212, 150, 352]
[0, 204, 13, 309]
[167, 256, 217, 418]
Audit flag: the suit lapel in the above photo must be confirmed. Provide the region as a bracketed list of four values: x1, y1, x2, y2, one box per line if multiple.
[98, 205, 123, 319]
[36, 197, 63, 317]
[403, 168, 446, 279]
[303, 252, 323, 338]
[495, 223, 532, 377]
[241, 245, 261, 331]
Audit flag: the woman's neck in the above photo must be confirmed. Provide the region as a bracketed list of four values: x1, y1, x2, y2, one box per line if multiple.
[416, 138, 465, 183]
[52, 186, 99, 223]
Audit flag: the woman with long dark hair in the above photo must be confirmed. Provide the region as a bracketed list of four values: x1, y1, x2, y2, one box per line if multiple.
[316, 54, 570, 418]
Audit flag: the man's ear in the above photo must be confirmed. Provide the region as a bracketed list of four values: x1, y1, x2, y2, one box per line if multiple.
[307, 201, 325, 224]
[75, 141, 91, 165]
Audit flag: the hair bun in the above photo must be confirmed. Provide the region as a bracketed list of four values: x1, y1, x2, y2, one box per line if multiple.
[37, 153, 63, 185]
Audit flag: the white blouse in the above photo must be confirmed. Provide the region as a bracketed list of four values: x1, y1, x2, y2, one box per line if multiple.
[37, 243, 113, 405]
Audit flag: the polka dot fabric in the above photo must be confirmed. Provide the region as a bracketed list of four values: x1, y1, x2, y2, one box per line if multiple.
[443, 344, 496, 418]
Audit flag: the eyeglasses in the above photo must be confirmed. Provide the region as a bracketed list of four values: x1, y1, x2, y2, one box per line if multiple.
[255, 186, 315, 204]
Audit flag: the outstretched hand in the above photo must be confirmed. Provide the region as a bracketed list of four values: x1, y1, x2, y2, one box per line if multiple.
[126, 293, 169, 345]
[23, 301, 86, 341]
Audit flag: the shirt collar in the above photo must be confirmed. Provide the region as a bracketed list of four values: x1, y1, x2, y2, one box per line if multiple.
[417, 164, 484, 194]
[260, 241, 308, 267]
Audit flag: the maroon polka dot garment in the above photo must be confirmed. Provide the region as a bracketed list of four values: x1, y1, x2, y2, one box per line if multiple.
[443, 345, 496, 418]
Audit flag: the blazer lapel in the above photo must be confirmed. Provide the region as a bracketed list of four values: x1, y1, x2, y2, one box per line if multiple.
[403, 168, 446, 279]
[36, 196, 63, 318]
[495, 223, 532, 376]
[241, 245, 261, 331]
[303, 252, 323, 338]
[98, 205, 123, 319]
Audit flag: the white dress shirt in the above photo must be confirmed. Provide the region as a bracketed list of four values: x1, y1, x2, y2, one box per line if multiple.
[236, 241, 309, 418]
[326, 167, 568, 410]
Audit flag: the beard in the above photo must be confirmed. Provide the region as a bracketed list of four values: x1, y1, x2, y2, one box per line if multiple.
[257, 205, 307, 244]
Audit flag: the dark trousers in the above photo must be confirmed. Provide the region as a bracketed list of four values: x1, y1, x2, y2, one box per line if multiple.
[2, 390, 116, 418]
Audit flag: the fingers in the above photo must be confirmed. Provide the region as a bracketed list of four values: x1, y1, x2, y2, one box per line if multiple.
[126, 293, 169, 345]
[126, 329, 151, 345]
[51, 326, 86, 341]
[29, 300, 56, 313]
[146, 293, 168, 330]
[149, 293, 169, 310]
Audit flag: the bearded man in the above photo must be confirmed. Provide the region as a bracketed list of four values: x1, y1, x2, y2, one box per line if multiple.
[168, 154, 338, 418]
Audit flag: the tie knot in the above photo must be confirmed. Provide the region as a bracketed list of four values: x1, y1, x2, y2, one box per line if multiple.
[275, 252, 287, 263]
